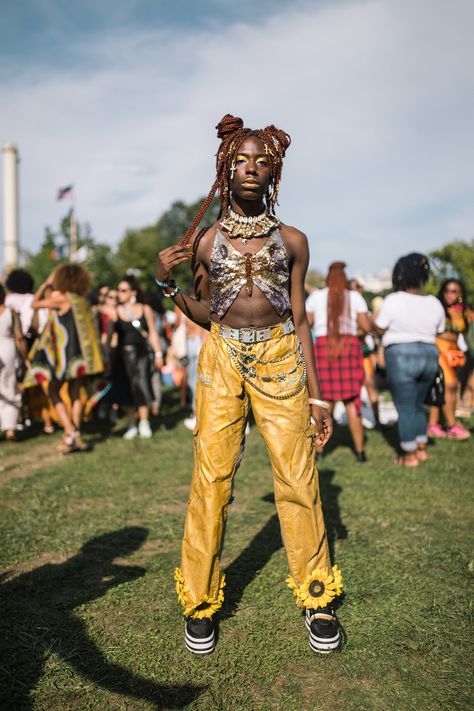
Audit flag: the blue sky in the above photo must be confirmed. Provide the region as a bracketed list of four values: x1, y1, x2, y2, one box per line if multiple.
[1, 0, 473, 276]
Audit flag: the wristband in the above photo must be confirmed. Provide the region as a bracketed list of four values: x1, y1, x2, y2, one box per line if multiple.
[308, 398, 330, 410]
[155, 277, 174, 288]
[154, 351, 163, 357]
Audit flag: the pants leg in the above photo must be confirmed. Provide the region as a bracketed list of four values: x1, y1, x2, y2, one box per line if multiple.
[186, 336, 202, 411]
[248, 333, 341, 609]
[177, 332, 248, 618]
[0, 352, 20, 431]
[386, 343, 439, 452]
[414, 345, 439, 442]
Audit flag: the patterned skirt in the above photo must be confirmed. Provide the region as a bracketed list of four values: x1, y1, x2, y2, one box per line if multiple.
[314, 335, 364, 412]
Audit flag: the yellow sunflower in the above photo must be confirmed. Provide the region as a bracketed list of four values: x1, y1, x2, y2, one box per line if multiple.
[286, 565, 343, 609]
[174, 568, 226, 619]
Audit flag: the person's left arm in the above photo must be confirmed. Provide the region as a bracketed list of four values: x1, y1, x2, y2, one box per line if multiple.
[143, 304, 164, 370]
[286, 227, 333, 446]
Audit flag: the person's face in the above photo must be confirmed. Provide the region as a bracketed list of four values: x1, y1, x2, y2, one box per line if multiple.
[444, 282, 462, 306]
[349, 280, 363, 292]
[98, 286, 109, 305]
[105, 289, 118, 307]
[230, 136, 271, 203]
[117, 282, 134, 304]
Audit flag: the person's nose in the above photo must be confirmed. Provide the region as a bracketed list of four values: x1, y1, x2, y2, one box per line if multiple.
[245, 160, 258, 175]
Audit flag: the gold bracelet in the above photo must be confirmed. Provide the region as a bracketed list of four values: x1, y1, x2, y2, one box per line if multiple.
[308, 398, 330, 410]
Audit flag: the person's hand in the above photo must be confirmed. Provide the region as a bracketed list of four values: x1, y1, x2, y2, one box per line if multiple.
[311, 404, 333, 447]
[156, 244, 193, 282]
[154, 353, 163, 369]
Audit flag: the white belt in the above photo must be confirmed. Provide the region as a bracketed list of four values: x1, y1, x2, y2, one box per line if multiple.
[219, 320, 295, 344]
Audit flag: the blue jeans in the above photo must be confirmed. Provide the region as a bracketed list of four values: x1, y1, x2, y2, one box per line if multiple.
[385, 342, 439, 452]
[186, 336, 203, 411]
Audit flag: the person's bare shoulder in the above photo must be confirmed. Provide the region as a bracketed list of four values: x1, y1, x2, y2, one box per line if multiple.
[192, 222, 219, 264]
[279, 223, 309, 257]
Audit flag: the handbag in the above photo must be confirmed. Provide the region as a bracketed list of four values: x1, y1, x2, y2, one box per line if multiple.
[424, 368, 445, 407]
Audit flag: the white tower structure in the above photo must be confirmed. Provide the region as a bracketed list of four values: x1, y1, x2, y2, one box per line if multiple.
[2, 143, 20, 272]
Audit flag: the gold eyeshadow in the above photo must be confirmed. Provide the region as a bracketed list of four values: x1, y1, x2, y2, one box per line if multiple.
[235, 153, 269, 165]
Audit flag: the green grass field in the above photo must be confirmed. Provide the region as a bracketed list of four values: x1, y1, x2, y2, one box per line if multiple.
[1, 393, 473, 711]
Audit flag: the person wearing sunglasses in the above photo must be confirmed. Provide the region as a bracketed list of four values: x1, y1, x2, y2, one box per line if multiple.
[112, 275, 163, 439]
[428, 279, 473, 440]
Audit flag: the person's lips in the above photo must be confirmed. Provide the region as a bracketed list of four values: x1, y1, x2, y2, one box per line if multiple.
[241, 179, 260, 187]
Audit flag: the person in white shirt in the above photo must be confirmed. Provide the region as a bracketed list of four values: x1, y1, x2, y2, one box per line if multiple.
[306, 262, 371, 461]
[374, 253, 445, 467]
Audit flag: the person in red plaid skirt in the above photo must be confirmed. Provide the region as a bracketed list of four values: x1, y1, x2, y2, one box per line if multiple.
[306, 262, 371, 461]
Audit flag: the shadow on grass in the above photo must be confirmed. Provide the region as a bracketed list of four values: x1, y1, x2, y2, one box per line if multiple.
[82, 387, 190, 443]
[0, 527, 204, 710]
[221, 512, 283, 620]
[220, 473, 347, 620]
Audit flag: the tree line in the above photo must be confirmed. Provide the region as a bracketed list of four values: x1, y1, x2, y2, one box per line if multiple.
[22, 198, 474, 304]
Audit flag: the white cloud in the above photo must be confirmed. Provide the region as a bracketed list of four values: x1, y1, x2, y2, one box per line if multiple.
[1, 0, 473, 275]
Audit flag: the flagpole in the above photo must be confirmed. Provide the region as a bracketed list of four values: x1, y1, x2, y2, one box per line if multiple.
[70, 186, 77, 260]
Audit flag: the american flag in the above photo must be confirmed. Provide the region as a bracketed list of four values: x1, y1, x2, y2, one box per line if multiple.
[57, 185, 73, 200]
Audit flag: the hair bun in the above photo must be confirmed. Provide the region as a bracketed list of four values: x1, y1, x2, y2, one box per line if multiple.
[216, 114, 244, 139]
[264, 125, 291, 155]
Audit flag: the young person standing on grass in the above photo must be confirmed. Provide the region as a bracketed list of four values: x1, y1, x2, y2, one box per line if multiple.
[156, 114, 343, 656]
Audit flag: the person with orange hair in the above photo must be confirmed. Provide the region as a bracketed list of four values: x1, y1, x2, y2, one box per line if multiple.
[306, 262, 371, 461]
[156, 115, 342, 656]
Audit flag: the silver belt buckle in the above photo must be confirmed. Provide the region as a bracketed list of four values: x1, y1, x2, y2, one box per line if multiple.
[240, 328, 255, 344]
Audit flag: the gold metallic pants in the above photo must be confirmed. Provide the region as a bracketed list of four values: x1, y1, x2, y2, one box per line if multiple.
[175, 322, 343, 619]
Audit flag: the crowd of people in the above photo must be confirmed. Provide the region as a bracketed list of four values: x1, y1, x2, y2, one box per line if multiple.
[0, 257, 472, 460]
[305, 255, 473, 466]
[0, 266, 207, 452]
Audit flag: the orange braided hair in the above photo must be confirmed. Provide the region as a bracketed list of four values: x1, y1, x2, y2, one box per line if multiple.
[179, 114, 291, 245]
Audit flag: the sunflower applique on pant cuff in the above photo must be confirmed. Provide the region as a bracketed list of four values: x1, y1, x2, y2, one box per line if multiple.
[174, 568, 226, 619]
[286, 565, 343, 609]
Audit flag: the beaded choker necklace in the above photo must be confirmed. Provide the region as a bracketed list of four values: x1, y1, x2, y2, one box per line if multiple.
[220, 208, 280, 245]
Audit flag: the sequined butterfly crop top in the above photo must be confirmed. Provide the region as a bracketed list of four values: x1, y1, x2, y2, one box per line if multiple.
[208, 229, 291, 318]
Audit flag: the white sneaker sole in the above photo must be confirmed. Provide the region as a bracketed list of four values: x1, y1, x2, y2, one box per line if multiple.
[305, 616, 341, 654]
[185, 626, 215, 655]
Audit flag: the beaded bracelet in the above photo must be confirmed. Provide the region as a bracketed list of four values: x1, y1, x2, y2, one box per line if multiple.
[155, 277, 183, 298]
[164, 283, 183, 298]
[308, 398, 330, 410]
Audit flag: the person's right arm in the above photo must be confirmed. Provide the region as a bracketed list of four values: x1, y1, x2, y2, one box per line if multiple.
[156, 235, 211, 329]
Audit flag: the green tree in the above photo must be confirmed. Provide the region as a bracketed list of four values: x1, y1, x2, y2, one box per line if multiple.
[23, 212, 118, 289]
[429, 238, 474, 303]
[113, 197, 220, 292]
[22, 227, 59, 286]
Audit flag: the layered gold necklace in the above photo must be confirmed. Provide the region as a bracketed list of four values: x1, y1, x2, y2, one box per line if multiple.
[220, 207, 280, 245]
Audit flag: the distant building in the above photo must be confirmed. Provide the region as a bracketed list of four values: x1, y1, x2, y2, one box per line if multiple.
[354, 268, 392, 293]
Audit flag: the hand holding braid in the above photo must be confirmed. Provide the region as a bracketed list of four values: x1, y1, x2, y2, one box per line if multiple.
[179, 114, 291, 245]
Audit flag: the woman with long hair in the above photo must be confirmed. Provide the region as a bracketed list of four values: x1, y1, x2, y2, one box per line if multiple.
[112, 275, 163, 439]
[374, 253, 445, 466]
[25, 264, 104, 453]
[306, 262, 371, 461]
[427, 278, 473, 440]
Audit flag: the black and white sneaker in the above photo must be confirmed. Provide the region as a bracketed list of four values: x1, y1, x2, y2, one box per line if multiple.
[185, 617, 215, 655]
[305, 606, 341, 654]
